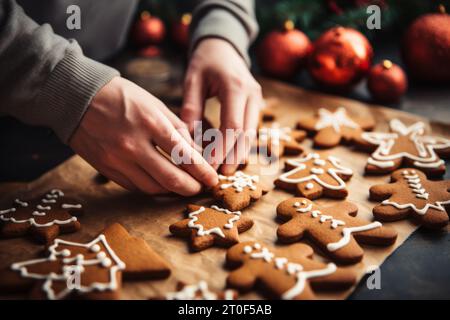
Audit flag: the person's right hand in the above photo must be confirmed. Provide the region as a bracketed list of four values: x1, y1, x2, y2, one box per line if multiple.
[69, 76, 218, 196]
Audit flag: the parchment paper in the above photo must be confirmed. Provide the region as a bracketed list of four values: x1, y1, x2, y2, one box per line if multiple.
[1, 78, 449, 299]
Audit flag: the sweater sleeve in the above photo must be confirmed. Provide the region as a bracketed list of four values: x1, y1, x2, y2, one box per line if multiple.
[0, 0, 119, 143]
[189, 0, 259, 66]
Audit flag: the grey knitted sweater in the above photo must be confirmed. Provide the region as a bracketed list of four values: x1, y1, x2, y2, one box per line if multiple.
[0, 0, 258, 143]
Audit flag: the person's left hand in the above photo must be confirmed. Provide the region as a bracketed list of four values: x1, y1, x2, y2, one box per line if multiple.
[181, 38, 264, 175]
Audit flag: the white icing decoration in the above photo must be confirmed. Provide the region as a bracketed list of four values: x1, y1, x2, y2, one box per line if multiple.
[90, 244, 101, 253]
[10, 234, 126, 300]
[362, 119, 450, 169]
[165, 281, 234, 300]
[314, 107, 359, 133]
[0, 190, 81, 227]
[62, 204, 83, 209]
[14, 199, 28, 207]
[293, 202, 382, 252]
[32, 211, 46, 216]
[305, 183, 314, 190]
[243, 243, 336, 300]
[259, 123, 292, 146]
[381, 170, 450, 215]
[42, 199, 57, 204]
[310, 168, 324, 175]
[314, 159, 326, 166]
[187, 205, 241, 238]
[218, 171, 258, 193]
[278, 153, 353, 190]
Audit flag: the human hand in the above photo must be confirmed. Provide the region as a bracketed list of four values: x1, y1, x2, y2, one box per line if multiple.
[69, 76, 218, 196]
[181, 38, 264, 174]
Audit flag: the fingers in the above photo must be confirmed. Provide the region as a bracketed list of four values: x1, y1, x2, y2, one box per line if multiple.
[135, 144, 205, 196]
[220, 88, 263, 175]
[181, 74, 205, 132]
[211, 84, 247, 170]
[149, 115, 218, 188]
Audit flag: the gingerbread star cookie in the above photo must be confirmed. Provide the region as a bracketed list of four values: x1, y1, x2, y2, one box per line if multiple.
[297, 107, 375, 148]
[0, 223, 171, 299]
[153, 281, 237, 300]
[226, 241, 356, 299]
[0, 189, 83, 244]
[354, 119, 450, 177]
[370, 168, 450, 229]
[212, 171, 268, 211]
[274, 153, 353, 199]
[169, 204, 253, 251]
[258, 122, 306, 157]
[276, 198, 397, 264]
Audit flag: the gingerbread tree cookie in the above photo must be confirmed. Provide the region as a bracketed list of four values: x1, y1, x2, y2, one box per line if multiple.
[212, 171, 268, 211]
[354, 119, 450, 177]
[297, 107, 375, 148]
[258, 122, 306, 157]
[0, 189, 83, 244]
[226, 241, 356, 299]
[170, 204, 253, 251]
[370, 168, 450, 229]
[153, 281, 237, 300]
[276, 198, 397, 264]
[0, 223, 171, 299]
[274, 153, 353, 199]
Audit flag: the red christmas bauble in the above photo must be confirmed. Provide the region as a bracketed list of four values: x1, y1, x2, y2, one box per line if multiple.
[367, 60, 408, 103]
[172, 13, 191, 48]
[308, 26, 373, 91]
[402, 8, 450, 83]
[132, 11, 166, 47]
[257, 21, 311, 79]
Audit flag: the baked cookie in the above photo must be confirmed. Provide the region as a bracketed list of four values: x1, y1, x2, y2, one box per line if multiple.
[258, 122, 306, 157]
[0, 223, 171, 299]
[153, 281, 237, 300]
[0, 189, 83, 244]
[370, 168, 450, 229]
[169, 204, 253, 251]
[354, 119, 450, 177]
[226, 241, 356, 299]
[274, 153, 353, 199]
[212, 171, 268, 211]
[276, 198, 397, 264]
[297, 107, 375, 148]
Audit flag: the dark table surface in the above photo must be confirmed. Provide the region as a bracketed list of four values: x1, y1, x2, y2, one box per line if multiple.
[1, 40, 449, 299]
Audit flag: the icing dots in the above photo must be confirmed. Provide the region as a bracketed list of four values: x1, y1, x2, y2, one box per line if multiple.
[278, 153, 353, 191]
[10, 234, 126, 300]
[219, 171, 259, 193]
[292, 201, 382, 252]
[242, 243, 337, 300]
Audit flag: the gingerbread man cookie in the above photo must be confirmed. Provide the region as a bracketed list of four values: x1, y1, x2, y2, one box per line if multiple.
[0, 189, 83, 244]
[370, 168, 450, 229]
[226, 241, 356, 299]
[0, 223, 171, 299]
[274, 153, 353, 199]
[276, 198, 397, 264]
[258, 122, 306, 157]
[153, 281, 237, 300]
[169, 204, 253, 251]
[297, 107, 375, 149]
[354, 119, 450, 177]
[212, 171, 268, 211]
